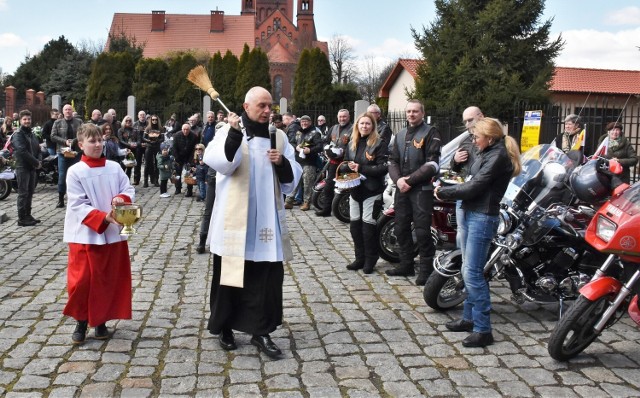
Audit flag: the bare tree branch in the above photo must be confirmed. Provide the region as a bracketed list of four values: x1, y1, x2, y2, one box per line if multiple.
[329, 34, 356, 84]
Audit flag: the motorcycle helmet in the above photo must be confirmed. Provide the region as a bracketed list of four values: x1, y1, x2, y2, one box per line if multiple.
[569, 159, 610, 204]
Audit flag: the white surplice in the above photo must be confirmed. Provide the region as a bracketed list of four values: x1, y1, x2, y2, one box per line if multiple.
[63, 160, 136, 245]
[204, 125, 302, 262]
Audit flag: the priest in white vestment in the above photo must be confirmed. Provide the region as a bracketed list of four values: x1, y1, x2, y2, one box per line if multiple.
[204, 86, 302, 359]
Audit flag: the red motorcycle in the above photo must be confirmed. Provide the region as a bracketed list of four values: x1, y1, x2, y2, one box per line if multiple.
[547, 161, 640, 361]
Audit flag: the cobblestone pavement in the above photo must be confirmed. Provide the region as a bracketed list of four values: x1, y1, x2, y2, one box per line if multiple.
[1, 183, 640, 397]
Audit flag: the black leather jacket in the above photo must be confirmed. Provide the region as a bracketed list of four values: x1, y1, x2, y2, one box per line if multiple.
[345, 136, 388, 199]
[438, 140, 513, 216]
[12, 126, 41, 170]
[388, 121, 441, 189]
[172, 131, 198, 164]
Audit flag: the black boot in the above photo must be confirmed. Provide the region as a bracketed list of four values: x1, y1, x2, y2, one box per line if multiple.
[143, 178, 149, 188]
[72, 320, 88, 344]
[362, 222, 379, 274]
[415, 257, 434, 286]
[26, 206, 40, 223]
[347, 220, 365, 270]
[56, 193, 65, 208]
[17, 209, 37, 227]
[386, 262, 415, 277]
[196, 233, 207, 254]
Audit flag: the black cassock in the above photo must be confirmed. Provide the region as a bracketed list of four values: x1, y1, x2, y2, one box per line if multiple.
[208, 254, 284, 336]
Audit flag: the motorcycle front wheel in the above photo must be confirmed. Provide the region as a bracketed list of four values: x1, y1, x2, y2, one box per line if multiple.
[376, 213, 401, 263]
[547, 294, 611, 361]
[311, 190, 327, 211]
[332, 192, 350, 223]
[0, 179, 10, 200]
[423, 272, 467, 311]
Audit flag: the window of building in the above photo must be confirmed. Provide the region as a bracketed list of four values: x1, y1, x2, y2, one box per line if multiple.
[274, 75, 283, 101]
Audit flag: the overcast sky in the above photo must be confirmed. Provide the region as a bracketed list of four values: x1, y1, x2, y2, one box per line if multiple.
[0, 0, 639, 76]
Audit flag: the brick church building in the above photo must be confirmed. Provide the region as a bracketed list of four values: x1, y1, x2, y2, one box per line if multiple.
[107, 0, 327, 102]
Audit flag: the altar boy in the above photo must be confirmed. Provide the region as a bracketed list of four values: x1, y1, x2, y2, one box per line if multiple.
[62, 123, 135, 344]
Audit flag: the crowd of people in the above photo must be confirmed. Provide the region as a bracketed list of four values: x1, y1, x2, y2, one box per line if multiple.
[4, 91, 638, 355]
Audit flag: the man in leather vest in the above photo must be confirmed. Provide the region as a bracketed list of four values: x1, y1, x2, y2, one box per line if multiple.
[315, 109, 353, 217]
[387, 100, 441, 285]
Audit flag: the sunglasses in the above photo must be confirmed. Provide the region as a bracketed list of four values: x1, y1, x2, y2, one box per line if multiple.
[151, 118, 158, 121]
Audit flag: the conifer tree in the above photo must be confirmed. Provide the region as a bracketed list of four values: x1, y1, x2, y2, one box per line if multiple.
[412, 0, 563, 119]
[133, 58, 169, 104]
[236, 47, 272, 107]
[234, 44, 252, 106]
[293, 49, 312, 107]
[86, 52, 135, 111]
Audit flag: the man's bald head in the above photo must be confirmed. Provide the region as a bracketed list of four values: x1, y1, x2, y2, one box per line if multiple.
[462, 106, 483, 131]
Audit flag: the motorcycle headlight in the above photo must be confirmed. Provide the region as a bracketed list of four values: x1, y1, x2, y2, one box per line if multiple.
[506, 232, 523, 250]
[595, 215, 617, 242]
[497, 209, 512, 236]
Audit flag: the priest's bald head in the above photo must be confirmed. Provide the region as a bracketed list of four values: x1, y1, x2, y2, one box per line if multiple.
[243, 87, 272, 124]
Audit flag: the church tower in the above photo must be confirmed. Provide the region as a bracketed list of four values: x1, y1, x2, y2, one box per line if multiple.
[252, 0, 294, 26]
[296, 0, 316, 48]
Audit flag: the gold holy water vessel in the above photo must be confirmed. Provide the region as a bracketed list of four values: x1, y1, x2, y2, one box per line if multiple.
[112, 203, 142, 236]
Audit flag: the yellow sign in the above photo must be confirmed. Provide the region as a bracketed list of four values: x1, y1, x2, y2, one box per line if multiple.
[521, 110, 542, 152]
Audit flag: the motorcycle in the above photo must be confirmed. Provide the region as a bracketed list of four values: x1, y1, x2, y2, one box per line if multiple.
[0, 149, 13, 200]
[310, 156, 354, 224]
[424, 144, 609, 314]
[375, 131, 467, 263]
[311, 155, 330, 211]
[376, 176, 457, 262]
[8, 146, 59, 191]
[547, 162, 640, 360]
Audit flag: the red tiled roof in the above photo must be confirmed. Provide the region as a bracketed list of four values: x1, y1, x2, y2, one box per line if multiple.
[108, 13, 256, 58]
[550, 67, 640, 95]
[378, 58, 425, 98]
[378, 60, 640, 99]
[399, 59, 421, 79]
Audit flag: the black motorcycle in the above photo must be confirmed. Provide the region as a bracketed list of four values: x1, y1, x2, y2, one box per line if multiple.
[8, 147, 59, 192]
[0, 151, 12, 200]
[424, 144, 608, 315]
[376, 132, 466, 263]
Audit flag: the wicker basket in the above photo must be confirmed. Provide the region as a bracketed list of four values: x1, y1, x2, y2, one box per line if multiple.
[334, 161, 362, 189]
[62, 150, 77, 159]
[123, 159, 136, 168]
[184, 175, 197, 185]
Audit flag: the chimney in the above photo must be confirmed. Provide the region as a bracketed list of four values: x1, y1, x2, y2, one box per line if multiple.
[152, 10, 165, 32]
[210, 10, 224, 32]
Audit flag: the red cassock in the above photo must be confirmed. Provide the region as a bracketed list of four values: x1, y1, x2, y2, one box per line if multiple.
[62, 161, 134, 327]
[63, 240, 132, 327]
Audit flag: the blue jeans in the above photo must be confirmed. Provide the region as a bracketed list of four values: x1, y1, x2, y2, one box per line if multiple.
[459, 210, 499, 333]
[198, 180, 207, 200]
[455, 201, 465, 255]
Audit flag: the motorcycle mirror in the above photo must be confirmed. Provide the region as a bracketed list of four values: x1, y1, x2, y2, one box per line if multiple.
[609, 159, 623, 175]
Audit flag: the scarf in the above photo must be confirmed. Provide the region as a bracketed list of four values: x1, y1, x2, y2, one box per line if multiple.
[220, 116, 292, 288]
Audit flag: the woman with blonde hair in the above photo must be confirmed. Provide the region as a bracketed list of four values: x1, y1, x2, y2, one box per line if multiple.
[434, 117, 521, 347]
[343, 112, 388, 274]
